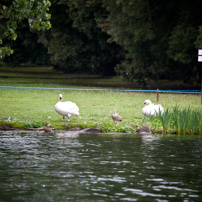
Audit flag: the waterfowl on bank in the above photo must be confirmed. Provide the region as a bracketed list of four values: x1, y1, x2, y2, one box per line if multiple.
[28, 124, 54, 133]
[112, 110, 122, 124]
[42, 124, 54, 133]
[137, 124, 152, 135]
[54, 94, 80, 123]
[142, 100, 164, 116]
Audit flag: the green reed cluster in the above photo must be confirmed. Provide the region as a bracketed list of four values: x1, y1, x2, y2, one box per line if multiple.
[171, 106, 202, 135]
[147, 106, 202, 135]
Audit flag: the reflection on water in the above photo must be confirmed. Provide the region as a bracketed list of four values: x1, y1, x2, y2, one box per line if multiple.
[0, 130, 202, 202]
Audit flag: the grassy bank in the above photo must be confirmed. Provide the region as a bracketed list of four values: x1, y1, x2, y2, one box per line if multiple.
[0, 66, 201, 133]
[0, 88, 201, 133]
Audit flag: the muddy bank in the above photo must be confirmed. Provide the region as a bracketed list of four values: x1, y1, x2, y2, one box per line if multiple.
[0, 124, 154, 135]
[0, 123, 102, 134]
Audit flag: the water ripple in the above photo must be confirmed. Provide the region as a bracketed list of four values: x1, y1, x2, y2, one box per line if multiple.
[1, 131, 202, 202]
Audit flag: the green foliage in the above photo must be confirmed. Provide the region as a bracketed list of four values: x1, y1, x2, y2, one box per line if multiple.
[3, 22, 50, 66]
[195, 26, 202, 49]
[0, 119, 49, 129]
[0, 68, 201, 134]
[0, 121, 25, 130]
[143, 106, 202, 135]
[1, 0, 202, 81]
[101, 0, 202, 82]
[167, 1, 202, 67]
[25, 120, 49, 129]
[157, 109, 171, 134]
[142, 115, 163, 133]
[0, 0, 51, 58]
[168, 25, 197, 64]
[38, 0, 122, 75]
[171, 106, 202, 135]
[101, 0, 155, 83]
[0, 46, 13, 59]
[98, 117, 131, 133]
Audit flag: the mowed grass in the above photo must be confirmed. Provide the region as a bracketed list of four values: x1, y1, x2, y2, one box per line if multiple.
[0, 88, 201, 132]
[1, 65, 200, 89]
[0, 65, 201, 132]
[0, 66, 124, 89]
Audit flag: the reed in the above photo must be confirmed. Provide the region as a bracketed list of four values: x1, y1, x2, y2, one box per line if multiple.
[189, 109, 202, 135]
[159, 106, 202, 135]
[157, 108, 171, 134]
[141, 106, 202, 135]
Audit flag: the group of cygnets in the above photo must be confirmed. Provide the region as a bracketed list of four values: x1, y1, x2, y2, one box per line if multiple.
[40, 94, 164, 133]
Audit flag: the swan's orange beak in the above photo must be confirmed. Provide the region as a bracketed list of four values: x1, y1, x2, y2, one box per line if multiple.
[60, 98, 62, 101]
[144, 103, 146, 107]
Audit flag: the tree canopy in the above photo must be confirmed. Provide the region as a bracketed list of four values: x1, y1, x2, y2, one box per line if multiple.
[1, 0, 202, 83]
[99, 0, 202, 82]
[0, 0, 51, 59]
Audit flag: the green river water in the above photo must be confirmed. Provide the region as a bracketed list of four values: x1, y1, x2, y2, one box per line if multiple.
[0, 131, 202, 202]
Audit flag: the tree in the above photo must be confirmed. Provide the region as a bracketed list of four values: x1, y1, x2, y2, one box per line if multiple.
[100, 0, 202, 83]
[2, 0, 202, 82]
[167, 0, 202, 82]
[0, 0, 51, 59]
[3, 21, 50, 66]
[39, 0, 122, 75]
[100, 0, 155, 83]
[195, 26, 202, 49]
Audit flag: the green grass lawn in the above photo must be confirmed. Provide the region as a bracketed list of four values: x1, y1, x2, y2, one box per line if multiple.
[0, 66, 201, 133]
[0, 65, 200, 89]
[0, 88, 201, 132]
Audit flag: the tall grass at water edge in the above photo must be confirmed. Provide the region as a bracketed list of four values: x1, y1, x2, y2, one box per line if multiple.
[171, 106, 202, 135]
[144, 106, 202, 135]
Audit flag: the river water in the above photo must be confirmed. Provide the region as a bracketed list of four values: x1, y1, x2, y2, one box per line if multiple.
[0, 130, 202, 202]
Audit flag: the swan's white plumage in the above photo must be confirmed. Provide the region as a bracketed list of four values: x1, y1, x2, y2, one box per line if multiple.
[55, 94, 80, 122]
[142, 100, 164, 116]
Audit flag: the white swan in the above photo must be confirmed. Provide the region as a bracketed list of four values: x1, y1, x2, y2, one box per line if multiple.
[142, 100, 164, 116]
[55, 94, 80, 123]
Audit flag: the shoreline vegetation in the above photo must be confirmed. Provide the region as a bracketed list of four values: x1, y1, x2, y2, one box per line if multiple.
[0, 66, 201, 135]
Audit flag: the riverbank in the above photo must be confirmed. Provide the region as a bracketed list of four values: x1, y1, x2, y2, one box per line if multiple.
[0, 66, 201, 134]
[0, 88, 201, 134]
[0, 124, 102, 134]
